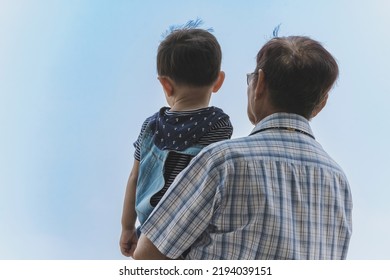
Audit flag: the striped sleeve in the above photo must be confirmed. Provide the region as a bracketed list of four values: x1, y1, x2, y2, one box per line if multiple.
[197, 117, 233, 146]
[133, 117, 154, 161]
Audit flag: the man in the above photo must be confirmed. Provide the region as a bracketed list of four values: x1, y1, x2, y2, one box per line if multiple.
[133, 36, 353, 260]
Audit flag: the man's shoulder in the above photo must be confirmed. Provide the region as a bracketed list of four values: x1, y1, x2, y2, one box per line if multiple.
[199, 135, 251, 157]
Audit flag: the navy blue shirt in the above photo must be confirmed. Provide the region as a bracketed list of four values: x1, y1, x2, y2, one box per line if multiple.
[134, 106, 233, 206]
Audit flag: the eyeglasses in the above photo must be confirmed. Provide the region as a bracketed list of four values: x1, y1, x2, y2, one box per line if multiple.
[246, 72, 258, 85]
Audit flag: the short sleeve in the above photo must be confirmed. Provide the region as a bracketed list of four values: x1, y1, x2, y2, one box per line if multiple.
[133, 116, 154, 161]
[197, 117, 233, 145]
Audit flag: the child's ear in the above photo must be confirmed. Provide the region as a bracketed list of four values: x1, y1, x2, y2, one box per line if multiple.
[158, 76, 174, 96]
[212, 71, 225, 93]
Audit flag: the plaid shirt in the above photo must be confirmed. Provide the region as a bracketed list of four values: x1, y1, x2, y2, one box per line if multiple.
[141, 113, 353, 259]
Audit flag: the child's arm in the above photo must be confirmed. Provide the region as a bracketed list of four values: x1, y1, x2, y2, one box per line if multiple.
[120, 159, 139, 257]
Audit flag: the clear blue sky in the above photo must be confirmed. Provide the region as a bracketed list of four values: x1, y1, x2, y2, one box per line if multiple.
[1, 0, 389, 259]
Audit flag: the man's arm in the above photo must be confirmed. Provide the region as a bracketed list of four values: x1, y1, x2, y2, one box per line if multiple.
[134, 146, 223, 259]
[133, 234, 171, 260]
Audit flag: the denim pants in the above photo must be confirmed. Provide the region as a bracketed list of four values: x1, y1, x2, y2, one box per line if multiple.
[135, 126, 202, 225]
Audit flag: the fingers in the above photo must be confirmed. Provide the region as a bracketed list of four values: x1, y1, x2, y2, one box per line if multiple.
[120, 243, 131, 257]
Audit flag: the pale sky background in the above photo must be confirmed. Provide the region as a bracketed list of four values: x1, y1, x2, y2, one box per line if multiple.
[1, 0, 389, 260]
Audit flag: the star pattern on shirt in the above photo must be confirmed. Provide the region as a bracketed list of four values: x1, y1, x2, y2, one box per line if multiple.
[152, 107, 229, 151]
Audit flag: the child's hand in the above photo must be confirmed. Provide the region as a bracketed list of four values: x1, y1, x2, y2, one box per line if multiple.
[120, 228, 138, 257]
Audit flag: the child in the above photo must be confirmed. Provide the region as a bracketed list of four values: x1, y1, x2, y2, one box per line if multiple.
[119, 20, 233, 258]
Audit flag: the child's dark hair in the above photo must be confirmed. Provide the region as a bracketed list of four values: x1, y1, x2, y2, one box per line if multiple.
[157, 22, 222, 87]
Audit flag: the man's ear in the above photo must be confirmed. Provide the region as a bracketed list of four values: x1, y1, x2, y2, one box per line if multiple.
[158, 76, 174, 96]
[212, 71, 225, 93]
[311, 93, 329, 118]
[254, 69, 266, 99]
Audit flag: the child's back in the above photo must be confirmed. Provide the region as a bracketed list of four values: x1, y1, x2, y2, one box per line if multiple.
[120, 20, 233, 258]
[135, 106, 232, 224]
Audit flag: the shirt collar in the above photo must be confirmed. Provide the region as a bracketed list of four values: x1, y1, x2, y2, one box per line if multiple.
[250, 113, 314, 138]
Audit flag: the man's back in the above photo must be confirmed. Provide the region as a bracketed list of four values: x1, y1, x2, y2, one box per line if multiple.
[202, 113, 352, 259]
[140, 113, 352, 259]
